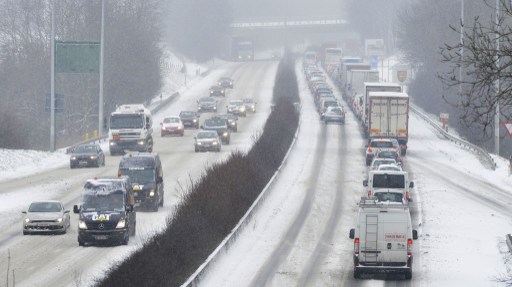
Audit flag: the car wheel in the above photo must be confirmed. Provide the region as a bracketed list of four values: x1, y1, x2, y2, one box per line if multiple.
[23, 230, 28, 235]
[161, 133, 165, 137]
[70, 164, 75, 169]
[405, 271, 412, 280]
[159, 192, 164, 207]
[102, 157, 106, 166]
[130, 223, 136, 236]
[151, 203, 158, 212]
[353, 271, 361, 279]
[226, 140, 230, 145]
[96, 159, 100, 168]
[121, 235, 129, 245]
[195, 147, 199, 152]
[234, 128, 238, 132]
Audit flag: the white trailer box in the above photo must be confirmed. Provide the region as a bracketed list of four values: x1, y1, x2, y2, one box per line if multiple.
[367, 92, 409, 150]
[349, 70, 379, 119]
[349, 198, 418, 279]
[362, 82, 402, 134]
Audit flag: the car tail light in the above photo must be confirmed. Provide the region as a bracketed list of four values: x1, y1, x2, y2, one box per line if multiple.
[407, 238, 413, 256]
[406, 191, 410, 201]
[368, 146, 372, 152]
[354, 238, 360, 255]
[367, 190, 372, 197]
[118, 170, 122, 177]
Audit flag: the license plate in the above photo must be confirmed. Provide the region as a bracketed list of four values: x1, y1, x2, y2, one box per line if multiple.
[95, 235, 108, 240]
[79, 161, 88, 165]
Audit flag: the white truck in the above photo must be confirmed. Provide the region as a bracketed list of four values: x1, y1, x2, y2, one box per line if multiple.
[349, 197, 418, 279]
[348, 70, 379, 119]
[362, 82, 402, 135]
[108, 104, 153, 155]
[367, 91, 409, 155]
[363, 170, 414, 203]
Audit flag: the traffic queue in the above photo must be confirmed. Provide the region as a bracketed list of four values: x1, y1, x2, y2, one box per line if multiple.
[303, 49, 418, 280]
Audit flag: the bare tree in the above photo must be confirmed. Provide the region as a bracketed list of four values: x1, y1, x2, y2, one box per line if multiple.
[439, 0, 512, 138]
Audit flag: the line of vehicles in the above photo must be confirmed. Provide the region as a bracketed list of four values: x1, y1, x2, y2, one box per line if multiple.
[304, 47, 417, 279]
[22, 75, 259, 247]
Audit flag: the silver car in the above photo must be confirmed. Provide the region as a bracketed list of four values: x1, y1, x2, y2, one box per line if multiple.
[194, 130, 221, 152]
[22, 200, 71, 235]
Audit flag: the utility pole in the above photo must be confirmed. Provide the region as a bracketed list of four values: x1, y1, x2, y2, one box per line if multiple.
[99, 0, 105, 137]
[495, 0, 500, 155]
[50, 0, 56, 151]
[460, 0, 464, 96]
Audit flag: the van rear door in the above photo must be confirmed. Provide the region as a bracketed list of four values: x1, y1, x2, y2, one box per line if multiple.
[379, 218, 409, 264]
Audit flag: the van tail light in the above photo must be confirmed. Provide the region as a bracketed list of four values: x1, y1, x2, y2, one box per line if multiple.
[368, 146, 372, 152]
[407, 238, 413, 256]
[354, 238, 360, 255]
[367, 190, 372, 197]
[118, 170, 122, 177]
[406, 191, 410, 201]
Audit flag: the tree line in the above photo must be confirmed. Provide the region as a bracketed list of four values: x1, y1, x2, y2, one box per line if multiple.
[0, 0, 232, 150]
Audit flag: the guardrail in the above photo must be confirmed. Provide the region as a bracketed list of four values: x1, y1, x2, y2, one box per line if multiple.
[180, 115, 301, 287]
[65, 91, 180, 154]
[410, 104, 496, 170]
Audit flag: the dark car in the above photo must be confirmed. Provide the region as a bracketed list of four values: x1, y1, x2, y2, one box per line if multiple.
[217, 76, 234, 88]
[202, 117, 230, 144]
[73, 176, 136, 246]
[216, 114, 238, 132]
[70, 143, 105, 169]
[197, 97, 218, 113]
[209, 85, 226, 97]
[179, 111, 200, 129]
[118, 153, 164, 212]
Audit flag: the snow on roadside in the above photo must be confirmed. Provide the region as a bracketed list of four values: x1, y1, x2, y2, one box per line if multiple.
[0, 149, 68, 183]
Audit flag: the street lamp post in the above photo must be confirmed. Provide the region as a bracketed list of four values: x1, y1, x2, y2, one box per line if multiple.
[495, 0, 500, 155]
[99, 0, 105, 137]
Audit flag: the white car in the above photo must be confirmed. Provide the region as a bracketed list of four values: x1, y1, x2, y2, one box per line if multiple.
[369, 157, 399, 171]
[22, 200, 71, 235]
[226, 100, 246, 117]
[160, 116, 184, 137]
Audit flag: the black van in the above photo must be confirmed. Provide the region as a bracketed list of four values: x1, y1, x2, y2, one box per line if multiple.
[118, 152, 164, 211]
[73, 176, 136, 246]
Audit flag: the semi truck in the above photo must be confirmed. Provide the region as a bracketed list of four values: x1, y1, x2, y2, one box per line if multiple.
[348, 70, 379, 119]
[233, 40, 254, 61]
[362, 82, 402, 136]
[108, 104, 153, 155]
[323, 47, 343, 74]
[367, 91, 409, 155]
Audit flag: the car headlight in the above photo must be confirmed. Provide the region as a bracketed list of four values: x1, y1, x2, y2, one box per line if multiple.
[193, 119, 197, 122]
[210, 91, 214, 94]
[71, 156, 77, 160]
[149, 190, 155, 197]
[223, 132, 228, 137]
[212, 141, 218, 145]
[230, 122, 236, 126]
[110, 141, 116, 146]
[79, 220, 87, 229]
[90, 155, 97, 160]
[240, 107, 246, 111]
[116, 219, 126, 229]
[221, 90, 225, 94]
[138, 140, 145, 145]
[57, 217, 63, 223]
[197, 142, 202, 145]
[24, 218, 30, 223]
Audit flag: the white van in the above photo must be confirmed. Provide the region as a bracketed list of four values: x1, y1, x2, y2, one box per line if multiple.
[349, 197, 418, 279]
[363, 170, 414, 204]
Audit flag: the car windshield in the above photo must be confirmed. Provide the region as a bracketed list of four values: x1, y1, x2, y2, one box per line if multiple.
[82, 192, 125, 211]
[242, 99, 254, 103]
[199, 98, 215, 103]
[329, 108, 343, 115]
[180, 111, 195, 117]
[74, 145, 96, 154]
[229, 101, 243, 106]
[163, 117, 180, 124]
[197, 132, 216, 139]
[379, 165, 401, 171]
[29, 202, 62, 212]
[374, 192, 403, 202]
[110, 114, 144, 129]
[371, 141, 394, 148]
[378, 151, 399, 159]
[120, 169, 155, 184]
[372, 174, 405, 188]
[204, 118, 226, 128]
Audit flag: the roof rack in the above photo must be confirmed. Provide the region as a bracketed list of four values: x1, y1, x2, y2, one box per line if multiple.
[357, 197, 409, 210]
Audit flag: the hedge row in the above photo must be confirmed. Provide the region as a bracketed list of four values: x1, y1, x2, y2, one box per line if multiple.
[96, 55, 299, 287]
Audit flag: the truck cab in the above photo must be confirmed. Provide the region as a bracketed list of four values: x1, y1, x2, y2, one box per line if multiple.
[108, 104, 153, 155]
[118, 152, 164, 211]
[73, 176, 136, 246]
[349, 197, 418, 279]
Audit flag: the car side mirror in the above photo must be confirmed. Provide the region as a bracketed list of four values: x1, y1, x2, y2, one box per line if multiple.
[157, 177, 163, 184]
[363, 180, 368, 187]
[409, 181, 414, 188]
[73, 205, 80, 214]
[349, 228, 355, 239]
[64, 210, 70, 214]
[200, 125, 203, 129]
[412, 229, 418, 240]
[194, 136, 197, 140]
[21, 211, 27, 214]
[160, 122, 163, 125]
